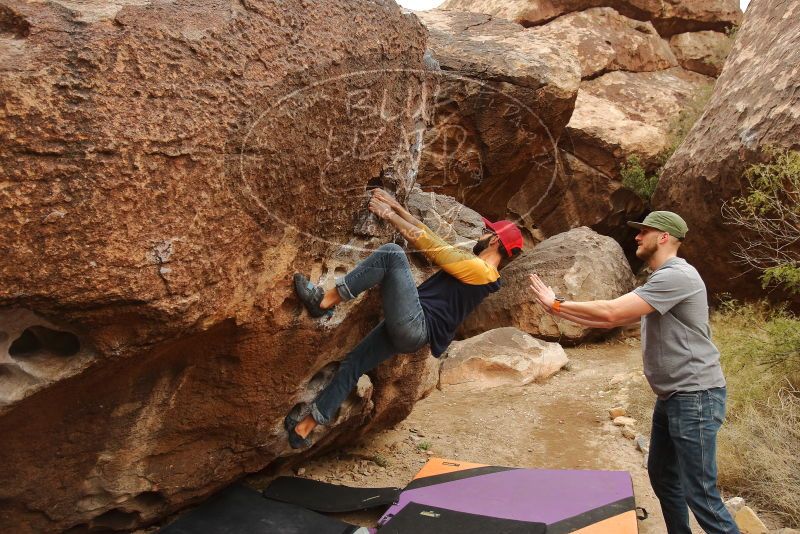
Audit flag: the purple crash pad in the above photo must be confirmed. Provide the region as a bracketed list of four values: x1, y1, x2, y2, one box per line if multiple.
[379, 468, 634, 527]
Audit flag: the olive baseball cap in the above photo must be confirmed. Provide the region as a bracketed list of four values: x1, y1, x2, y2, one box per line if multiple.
[627, 211, 688, 240]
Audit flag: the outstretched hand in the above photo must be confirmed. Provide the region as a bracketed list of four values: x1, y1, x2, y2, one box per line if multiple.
[529, 273, 556, 311]
[368, 196, 394, 221]
[371, 188, 403, 211]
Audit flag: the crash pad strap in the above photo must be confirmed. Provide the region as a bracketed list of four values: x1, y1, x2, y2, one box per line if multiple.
[403, 465, 517, 491]
[379, 501, 547, 534]
[158, 484, 361, 534]
[546, 496, 638, 534]
[262, 476, 401, 513]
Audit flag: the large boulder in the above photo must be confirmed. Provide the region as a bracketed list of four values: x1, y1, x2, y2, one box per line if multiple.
[653, 0, 800, 300]
[440, 0, 742, 37]
[528, 7, 677, 79]
[0, 0, 435, 531]
[460, 227, 635, 342]
[508, 68, 713, 242]
[669, 30, 732, 77]
[414, 9, 581, 220]
[439, 327, 568, 390]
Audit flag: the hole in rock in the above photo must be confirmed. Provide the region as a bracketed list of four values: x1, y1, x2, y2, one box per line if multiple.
[9, 326, 80, 358]
[0, 8, 31, 39]
[133, 490, 166, 508]
[90, 508, 140, 530]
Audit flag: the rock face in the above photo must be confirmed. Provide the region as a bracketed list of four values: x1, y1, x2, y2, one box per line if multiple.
[439, 327, 568, 390]
[510, 68, 713, 243]
[440, 0, 742, 36]
[653, 0, 800, 300]
[669, 30, 732, 77]
[460, 227, 635, 342]
[414, 9, 581, 220]
[417, 5, 730, 256]
[406, 187, 485, 252]
[0, 0, 436, 531]
[528, 7, 677, 79]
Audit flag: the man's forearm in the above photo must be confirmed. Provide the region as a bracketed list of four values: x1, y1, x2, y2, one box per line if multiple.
[553, 308, 615, 329]
[558, 300, 617, 323]
[385, 212, 424, 243]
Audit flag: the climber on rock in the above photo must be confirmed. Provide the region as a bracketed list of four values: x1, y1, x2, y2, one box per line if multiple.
[285, 188, 523, 448]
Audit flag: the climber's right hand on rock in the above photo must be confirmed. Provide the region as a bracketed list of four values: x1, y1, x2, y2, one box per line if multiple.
[368, 196, 394, 221]
[371, 188, 403, 211]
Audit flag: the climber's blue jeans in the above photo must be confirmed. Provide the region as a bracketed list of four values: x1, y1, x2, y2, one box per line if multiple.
[648, 387, 740, 534]
[311, 243, 428, 425]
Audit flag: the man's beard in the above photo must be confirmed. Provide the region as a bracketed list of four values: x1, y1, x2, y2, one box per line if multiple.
[473, 235, 492, 256]
[635, 241, 657, 261]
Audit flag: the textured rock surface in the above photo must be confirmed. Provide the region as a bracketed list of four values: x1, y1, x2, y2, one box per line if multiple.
[653, 0, 800, 299]
[414, 9, 581, 219]
[460, 227, 635, 342]
[529, 7, 677, 79]
[440, 0, 742, 36]
[439, 327, 568, 390]
[509, 68, 713, 242]
[417, 6, 727, 256]
[669, 30, 732, 77]
[0, 0, 436, 531]
[406, 187, 485, 252]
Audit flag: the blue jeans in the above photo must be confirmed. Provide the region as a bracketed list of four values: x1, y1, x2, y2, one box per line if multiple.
[310, 243, 428, 425]
[648, 387, 739, 534]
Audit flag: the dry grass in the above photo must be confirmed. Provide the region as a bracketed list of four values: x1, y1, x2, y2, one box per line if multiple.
[718, 387, 800, 526]
[714, 301, 800, 526]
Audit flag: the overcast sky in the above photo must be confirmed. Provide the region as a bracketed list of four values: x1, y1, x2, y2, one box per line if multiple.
[396, 0, 751, 13]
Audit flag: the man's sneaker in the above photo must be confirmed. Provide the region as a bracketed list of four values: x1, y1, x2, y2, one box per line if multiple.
[293, 273, 333, 318]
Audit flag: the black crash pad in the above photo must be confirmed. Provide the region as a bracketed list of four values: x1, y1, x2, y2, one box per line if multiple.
[379, 502, 548, 534]
[263, 476, 401, 513]
[159, 484, 363, 534]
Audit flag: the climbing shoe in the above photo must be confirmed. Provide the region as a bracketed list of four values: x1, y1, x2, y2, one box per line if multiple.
[293, 273, 333, 318]
[284, 413, 312, 449]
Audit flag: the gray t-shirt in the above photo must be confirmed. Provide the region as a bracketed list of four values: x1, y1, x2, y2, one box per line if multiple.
[633, 257, 726, 399]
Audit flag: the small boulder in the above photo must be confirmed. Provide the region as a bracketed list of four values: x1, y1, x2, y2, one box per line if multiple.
[734, 506, 768, 534]
[439, 327, 568, 390]
[460, 227, 635, 343]
[621, 427, 636, 439]
[669, 31, 732, 77]
[725, 496, 746, 515]
[609, 406, 627, 418]
[613, 416, 636, 426]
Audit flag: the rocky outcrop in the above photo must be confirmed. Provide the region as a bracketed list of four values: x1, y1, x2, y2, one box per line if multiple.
[509, 68, 713, 243]
[415, 5, 729, 256]
[528, 7, 677, 79]
[406, 187, 485, 252]
[0, 0, 435, 531]
[414, 9, 581, 219]
[439, 327, 568, 390]
[654, 0, 800, 300]
[440, 0, 742, 37]
[669, 30, 732, 78]
[460, 227, 635, 342]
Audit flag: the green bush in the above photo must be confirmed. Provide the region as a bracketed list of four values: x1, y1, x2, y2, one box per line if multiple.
[620, 155, 659, 202]
[723, 149, 800, 294]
